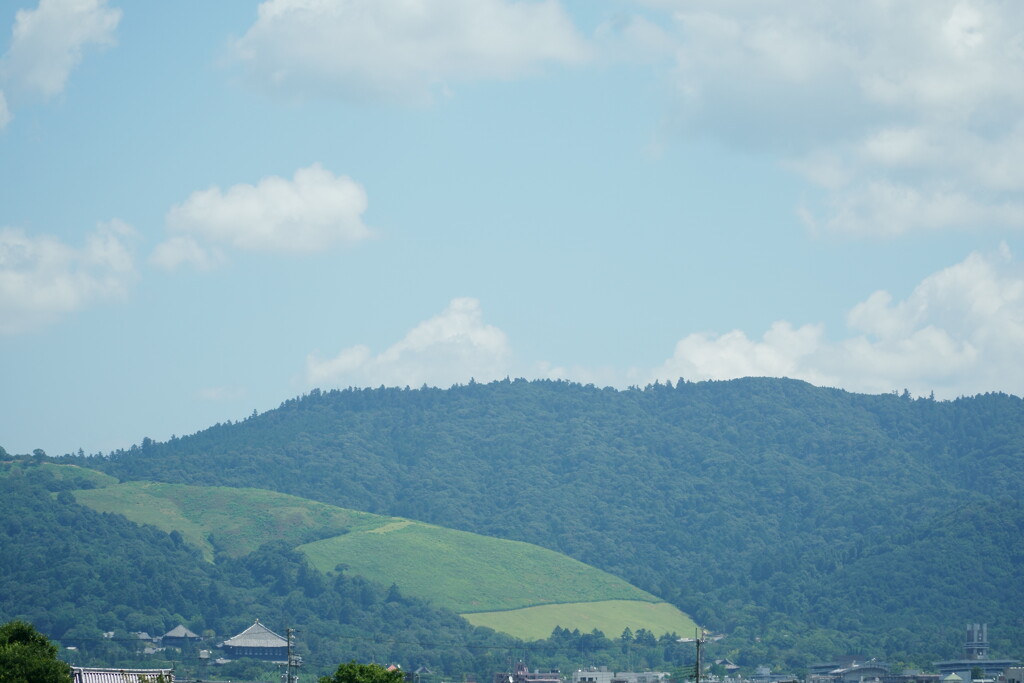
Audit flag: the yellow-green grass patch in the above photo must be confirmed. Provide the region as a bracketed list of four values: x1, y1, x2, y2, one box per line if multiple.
[0, 462, 119, 487]
[461, 600, 698, 641]
[299, 522, 659, 613]
[72, 482, 379, 561]
[68, 480, 699, 639]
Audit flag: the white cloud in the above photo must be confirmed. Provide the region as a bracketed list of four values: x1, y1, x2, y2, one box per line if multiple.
[307, 298, 512, 388]
[654, 322, 829, 386]
[1, 0, 121, 98]
[649, 246, 1024, 398]
[157, 164, 370, 266]
[149, 235, 224, 271]
[301, 250, 1024, 398]
[0, 219, 137, 334]
[819, 181, 1024, 237]
[594, 13, 675, 64]
[0, 90, 9, 129]
[629, 1, 1024, 235]
[231, 0, 589, 102]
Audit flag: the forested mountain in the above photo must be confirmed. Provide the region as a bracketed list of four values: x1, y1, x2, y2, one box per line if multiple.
[74, 377, 1024, 668]
[0, 461, 701, 679]
[0, 463, 541, 679]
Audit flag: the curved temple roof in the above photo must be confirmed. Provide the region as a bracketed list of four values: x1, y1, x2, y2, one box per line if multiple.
[223, 619, 288, 649]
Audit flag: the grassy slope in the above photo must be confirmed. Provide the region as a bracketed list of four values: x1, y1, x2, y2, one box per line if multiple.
[463, 600, 698, 641]
[73, 481, 376, 561]
[299, 519, 658, 612]
[71, 479, 695, 638]
[0, 461, 121, 487]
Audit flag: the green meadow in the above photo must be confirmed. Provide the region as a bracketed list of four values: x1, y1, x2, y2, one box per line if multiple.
[71, 478, 696, 638]
[73, 481, 380, 561]
[300, 520, 658, 612]
[462, 600, 697, 641]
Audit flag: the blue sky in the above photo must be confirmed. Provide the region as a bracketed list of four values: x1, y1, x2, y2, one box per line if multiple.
[2, 0, 1023, 456]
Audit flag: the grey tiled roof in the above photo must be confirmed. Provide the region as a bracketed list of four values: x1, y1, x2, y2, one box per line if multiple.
[72, 667, 173, 682]
[223, 619, 288, 649]
[162, 624, 199, 639]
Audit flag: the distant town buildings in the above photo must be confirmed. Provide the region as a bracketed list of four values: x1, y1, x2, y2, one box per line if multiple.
[496, 661, 563, 683]
[72, 667, 173, 682]
[934, 624, 1020, 682]
[571, 666, 669, 683]
[64, 618, 1024, 683]
[807, 658, 940, 683]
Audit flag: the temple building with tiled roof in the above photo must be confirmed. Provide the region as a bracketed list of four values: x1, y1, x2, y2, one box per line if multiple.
[222, 619, 289, 660]
[72, 667, 173, 682]
[162, 624, 200, 644]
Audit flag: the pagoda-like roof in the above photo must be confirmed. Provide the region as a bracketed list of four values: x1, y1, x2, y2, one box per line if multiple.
[223, 619, 287, 649]
[163, 624, 199, 639]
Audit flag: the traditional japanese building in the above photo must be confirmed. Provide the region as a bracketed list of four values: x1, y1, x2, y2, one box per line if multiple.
[161, 624, 200, 647]
[72, 667, 173, 682]
[221, 619, 289, 660]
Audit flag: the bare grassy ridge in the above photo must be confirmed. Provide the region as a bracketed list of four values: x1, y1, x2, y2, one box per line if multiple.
[72, 480, 695, 637]
[299, 519, 659, 612]
[73, 481, 377, 561]
[463, 601, 697, 641]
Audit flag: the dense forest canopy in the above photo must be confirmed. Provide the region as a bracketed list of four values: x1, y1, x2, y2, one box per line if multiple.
[71, 378, 1024, 667]
[3, 377, 1020, 676]
[0, 459, 696, 680]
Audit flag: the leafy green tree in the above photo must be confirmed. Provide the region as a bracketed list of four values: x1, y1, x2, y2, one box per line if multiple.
[321, 660, 406, 683]
[0, 620, 72, 683]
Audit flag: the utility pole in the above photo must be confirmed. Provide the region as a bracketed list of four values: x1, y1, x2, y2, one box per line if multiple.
[286, 628, 301, 683]
[694, 629, 705, 683]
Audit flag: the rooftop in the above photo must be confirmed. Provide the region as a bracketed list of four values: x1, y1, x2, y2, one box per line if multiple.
[223, 619, 288, 649]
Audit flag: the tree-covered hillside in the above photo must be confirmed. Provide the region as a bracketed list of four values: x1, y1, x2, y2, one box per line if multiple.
[0, 463, 516, 678]
[77, 378, 1024, 668]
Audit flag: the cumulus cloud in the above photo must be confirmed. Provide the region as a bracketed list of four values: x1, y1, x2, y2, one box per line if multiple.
[302, 250, 1024, 398]
[0, 220, 137, 334]
[307, 298, 512, 388]
[654, 322, 829, 387]
[630, 1, 1024, 235]
[1, 0, 121, 98]
[231, 0, 589, 102]
[650, 246, 1024, 398]
[155, 164, 370, 268]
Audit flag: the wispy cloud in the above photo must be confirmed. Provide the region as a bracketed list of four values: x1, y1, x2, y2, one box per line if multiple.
[1, 0, 121, 98]
[0, 220, 137, 335]
[230, 0, 589, 103]
[621, 1, 1024, 236]
[0, 90, 9, 130]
